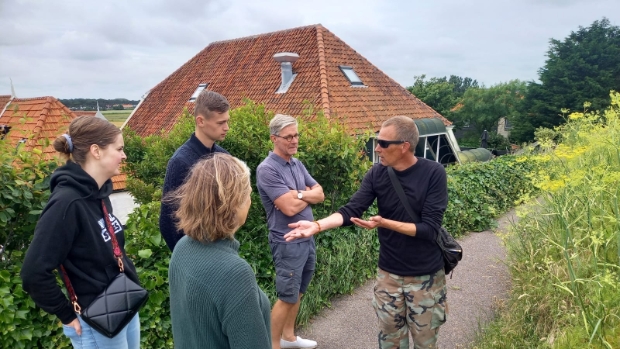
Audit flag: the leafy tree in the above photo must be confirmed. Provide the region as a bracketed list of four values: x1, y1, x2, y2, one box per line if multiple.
[407, 75, 459, 117]
[452, 80, 527, 134]
[448, 75, 479, 95]
[513, 18, 620, 142]
[406, 75, 479, 117]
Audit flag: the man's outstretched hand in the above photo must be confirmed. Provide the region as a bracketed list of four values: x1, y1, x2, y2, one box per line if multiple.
[285, 220, 319, 241]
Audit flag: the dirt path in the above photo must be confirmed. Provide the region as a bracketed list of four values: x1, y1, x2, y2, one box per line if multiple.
[297, 209, 518, 348]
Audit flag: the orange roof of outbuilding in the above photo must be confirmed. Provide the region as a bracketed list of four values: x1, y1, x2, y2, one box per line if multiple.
[0, 96, 77, 160]
[125, 24, 449, 137]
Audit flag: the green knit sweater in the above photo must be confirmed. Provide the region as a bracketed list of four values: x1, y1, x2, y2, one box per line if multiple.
[169, 236, 271, 349]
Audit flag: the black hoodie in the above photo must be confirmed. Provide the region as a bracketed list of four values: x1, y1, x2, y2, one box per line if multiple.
[21, 161, 140, 324]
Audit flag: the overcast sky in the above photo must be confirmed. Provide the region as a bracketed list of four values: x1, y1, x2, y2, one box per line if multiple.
[1, 0, 618, 100]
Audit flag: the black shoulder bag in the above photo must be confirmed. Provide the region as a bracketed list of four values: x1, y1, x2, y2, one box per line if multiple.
[387, 167, 462, 278]
[60, 200, 149, 338]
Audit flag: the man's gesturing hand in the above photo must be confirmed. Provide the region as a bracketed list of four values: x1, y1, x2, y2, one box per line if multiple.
[350, 216, 383, 230]
[285, 220, 319, 241]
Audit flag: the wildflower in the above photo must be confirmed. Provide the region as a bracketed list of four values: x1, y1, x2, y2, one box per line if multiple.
[569, 112, 584, 120]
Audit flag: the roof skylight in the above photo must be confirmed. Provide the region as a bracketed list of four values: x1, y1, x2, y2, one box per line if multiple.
[339, 66, 364, 86]
[189, 83, 209, 102]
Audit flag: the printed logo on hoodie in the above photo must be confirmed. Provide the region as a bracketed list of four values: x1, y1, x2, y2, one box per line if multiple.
[98, 214, 123, 242]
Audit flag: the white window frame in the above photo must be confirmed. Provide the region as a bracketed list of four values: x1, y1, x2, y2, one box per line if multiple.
[339, 66, 364, 86]
[189, 83, 209, 102]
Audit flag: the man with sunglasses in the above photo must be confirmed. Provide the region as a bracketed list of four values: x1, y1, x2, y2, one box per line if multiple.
[256, 114, 324, 349]
[285, 116, 449, 349]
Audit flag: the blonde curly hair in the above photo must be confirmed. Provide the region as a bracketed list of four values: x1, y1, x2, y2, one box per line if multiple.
[172, 153, 251, 243]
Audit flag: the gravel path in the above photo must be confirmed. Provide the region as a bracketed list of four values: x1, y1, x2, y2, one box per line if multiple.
[297, 209, 518, 349]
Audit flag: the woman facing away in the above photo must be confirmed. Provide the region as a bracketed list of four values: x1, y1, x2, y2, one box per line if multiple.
[20, 116, 142, 349]
[168, 153, 272, 349]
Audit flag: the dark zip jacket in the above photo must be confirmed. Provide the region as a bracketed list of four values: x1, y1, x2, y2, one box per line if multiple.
[21, 161, 140, 324]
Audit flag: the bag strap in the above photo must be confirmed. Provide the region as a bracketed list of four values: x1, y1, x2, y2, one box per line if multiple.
[59, 265, 81, 313]
[388, 167, 453, 276]
[101, 201, 124, 272]
[387, 167, 420, 222]
[59, 200, 124, 314]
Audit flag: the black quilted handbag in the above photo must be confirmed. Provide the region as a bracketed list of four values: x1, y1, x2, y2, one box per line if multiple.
[60, 201, 148, 338]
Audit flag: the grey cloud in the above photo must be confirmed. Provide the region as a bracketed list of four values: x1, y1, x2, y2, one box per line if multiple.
[144, 0, 229, 21]
[1, 0, 619, 99]
[0, 22, 53, 46]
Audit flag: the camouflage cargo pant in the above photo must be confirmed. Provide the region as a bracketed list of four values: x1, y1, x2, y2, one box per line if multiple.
[372, 268, 448, 349]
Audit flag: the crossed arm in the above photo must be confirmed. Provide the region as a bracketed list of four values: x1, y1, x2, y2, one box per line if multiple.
[274, 184, 324, 217]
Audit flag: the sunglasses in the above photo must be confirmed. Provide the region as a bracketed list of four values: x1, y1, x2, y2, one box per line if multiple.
[377, 139, 406, 148]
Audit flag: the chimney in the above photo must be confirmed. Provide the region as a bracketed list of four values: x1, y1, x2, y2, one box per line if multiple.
[274, 52, 299, 93]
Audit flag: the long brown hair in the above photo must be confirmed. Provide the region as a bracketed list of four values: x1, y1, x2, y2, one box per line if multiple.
[172, 153, 251, 243]
[53, 116, 121, 164]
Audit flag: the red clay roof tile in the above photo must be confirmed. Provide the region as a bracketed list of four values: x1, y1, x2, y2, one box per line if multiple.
[112, 173, 126, 191]
[0, 95, 12, 110]
[0, 97, 77, 160]
[125, 24, 449, 138]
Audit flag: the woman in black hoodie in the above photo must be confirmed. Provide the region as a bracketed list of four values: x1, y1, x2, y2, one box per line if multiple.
[21, 116, 142, 349]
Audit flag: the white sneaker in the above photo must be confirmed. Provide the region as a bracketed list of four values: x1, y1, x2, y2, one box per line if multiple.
[280, 336, 317, 349]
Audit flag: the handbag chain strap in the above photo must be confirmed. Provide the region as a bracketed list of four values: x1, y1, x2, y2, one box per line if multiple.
[59, 200, 124, 314]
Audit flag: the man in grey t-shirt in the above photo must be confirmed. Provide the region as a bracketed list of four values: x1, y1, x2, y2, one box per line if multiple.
[256, 114, 324, 349]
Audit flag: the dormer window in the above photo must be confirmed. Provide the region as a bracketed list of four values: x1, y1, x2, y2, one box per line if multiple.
[339, 66, 364, 86]
[189, 83, 208, 102]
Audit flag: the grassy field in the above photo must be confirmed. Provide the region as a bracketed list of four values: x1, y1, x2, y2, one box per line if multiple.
[102, 110, 132, 127]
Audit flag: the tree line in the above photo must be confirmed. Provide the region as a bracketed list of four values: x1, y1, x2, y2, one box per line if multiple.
[408, 18, 620, 144]
[59, 98, 139, 111]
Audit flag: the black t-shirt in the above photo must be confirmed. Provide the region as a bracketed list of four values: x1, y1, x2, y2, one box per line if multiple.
[338, 158, 448, 276]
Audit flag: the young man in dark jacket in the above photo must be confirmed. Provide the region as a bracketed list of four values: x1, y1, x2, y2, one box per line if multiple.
[159, 90, 231, 251]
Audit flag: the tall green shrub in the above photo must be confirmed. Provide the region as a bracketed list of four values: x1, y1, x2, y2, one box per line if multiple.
[0, 140, 70, 348]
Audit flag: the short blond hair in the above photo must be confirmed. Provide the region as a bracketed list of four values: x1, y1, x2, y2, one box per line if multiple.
[172, 153, 251, 243]
[382, 116, 419, 153]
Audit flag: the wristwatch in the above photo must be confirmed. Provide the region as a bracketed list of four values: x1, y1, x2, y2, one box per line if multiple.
[297, 191, 303, 199]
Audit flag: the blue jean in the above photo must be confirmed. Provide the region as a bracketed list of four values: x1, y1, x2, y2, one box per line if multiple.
[62, 313, 140, 349]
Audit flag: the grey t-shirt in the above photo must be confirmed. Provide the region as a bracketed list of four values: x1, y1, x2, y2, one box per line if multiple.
[256, 152, 318, 243]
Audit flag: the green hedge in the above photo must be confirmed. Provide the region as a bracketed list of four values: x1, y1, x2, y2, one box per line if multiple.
[444, 155, 537, 236]
[1, 101, 539, 348]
